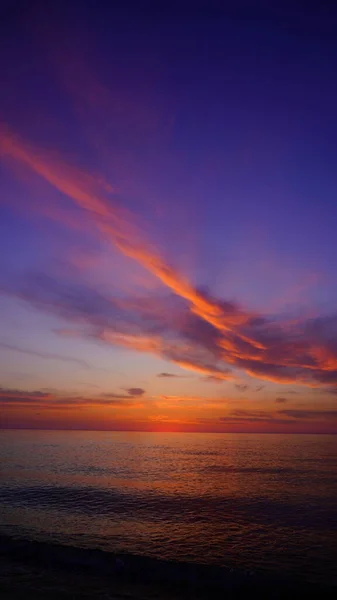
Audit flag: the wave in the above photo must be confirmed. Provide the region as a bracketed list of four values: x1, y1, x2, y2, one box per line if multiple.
[1, 483, 336, 529]
[0, 534, 336, 597]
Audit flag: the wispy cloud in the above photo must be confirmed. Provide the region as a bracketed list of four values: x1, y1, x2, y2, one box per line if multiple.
[0, 387, 52, 401]
[157, 372, 184, 378]
[1, 128, 337, 389]
[220, 414, 290, 425]
[219, 407, 337, 426]
[201, 375, 226, 383]
[279, 409, 337, 420]
[229, 409, 275, 421]
[0, 386, 144, 408]
[0, 341, 90, 369]
[275, 397, 288, 403]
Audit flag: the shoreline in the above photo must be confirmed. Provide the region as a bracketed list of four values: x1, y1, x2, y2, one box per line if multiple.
[1, 535, 336, 599]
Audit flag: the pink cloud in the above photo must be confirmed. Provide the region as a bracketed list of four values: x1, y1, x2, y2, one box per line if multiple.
[1, 127, 337, 390]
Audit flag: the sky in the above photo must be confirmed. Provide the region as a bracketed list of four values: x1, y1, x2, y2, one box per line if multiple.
[1, 1, 337, 433]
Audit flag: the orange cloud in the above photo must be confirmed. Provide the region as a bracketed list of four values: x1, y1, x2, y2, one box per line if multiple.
[2, 127, 337, 390]
[2, 386, 337, 433]
[0, 128, 256, 335]
[170, 359, 232, 379]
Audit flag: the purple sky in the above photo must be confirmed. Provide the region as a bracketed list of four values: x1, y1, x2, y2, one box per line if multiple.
[1, 2, 337, 432]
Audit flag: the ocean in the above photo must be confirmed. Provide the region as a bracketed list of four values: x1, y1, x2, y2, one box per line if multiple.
[0, 430, 336, 587]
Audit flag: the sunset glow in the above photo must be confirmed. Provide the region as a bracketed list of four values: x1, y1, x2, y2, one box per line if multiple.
[1, 5, 337, 434]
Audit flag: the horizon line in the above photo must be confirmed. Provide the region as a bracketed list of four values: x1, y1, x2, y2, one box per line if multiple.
[0, 428, 336, 435]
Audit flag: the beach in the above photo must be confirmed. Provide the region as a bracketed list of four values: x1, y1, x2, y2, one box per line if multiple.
[1, 535, 336, 600]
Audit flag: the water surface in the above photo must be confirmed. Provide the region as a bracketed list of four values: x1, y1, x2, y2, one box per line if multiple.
[0, 430, 336, 584]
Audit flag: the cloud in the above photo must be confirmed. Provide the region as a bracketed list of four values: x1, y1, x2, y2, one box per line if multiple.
[235, 384, 249, 392]
[0, 342, 90, 369]
[201, 375, 225, 383]
[0, 387, 52, 402]
[2, 128, 337, 389]
[325, 387, 337, 395]
[126, 387, 145, 396]
[219, 415, 290, 425]
[0, 271, 233, 381]
[97, 387, 146, 399]
[157, 372, 181, 378]
[0, 386, 144, 408]
[218, 407, 337, 426]
[275, 397, 288, 403]
[100, 393, 138, 400]
[279, 409, 337, 420]
[148, 414, 198, 425]
[220, 407, 337, 424]
[229, 409, 275, 421]
[0, 127, 253, 335]
[171, 359, 232, 379]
